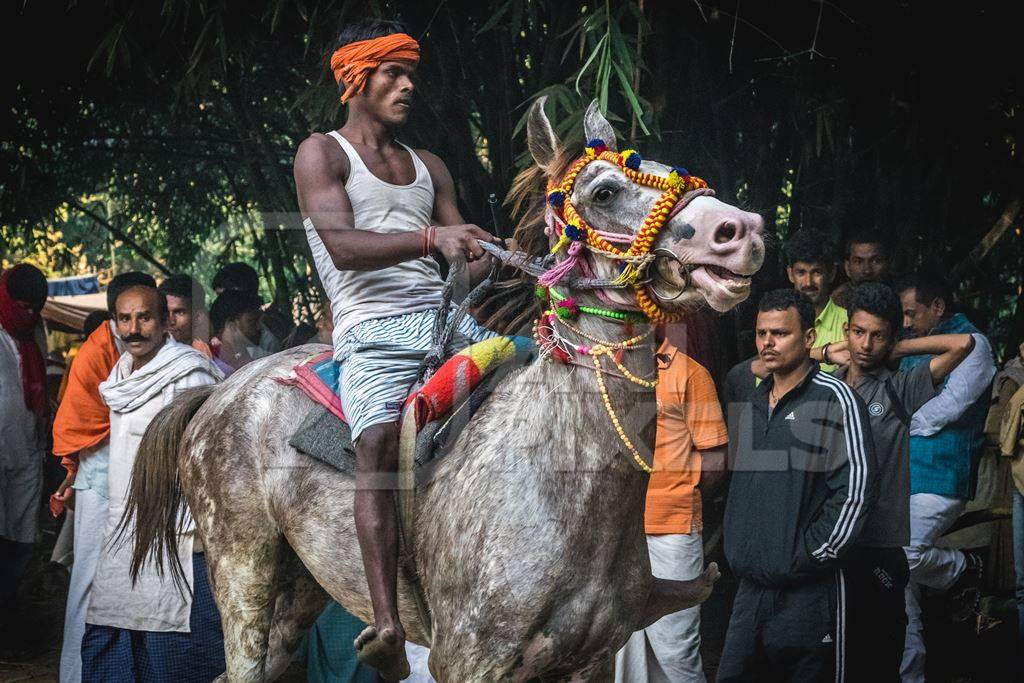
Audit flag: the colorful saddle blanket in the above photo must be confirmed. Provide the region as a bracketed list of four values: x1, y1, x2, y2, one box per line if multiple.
[281, 336, 535, 470]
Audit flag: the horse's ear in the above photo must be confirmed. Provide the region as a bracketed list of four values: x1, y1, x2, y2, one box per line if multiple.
[527, 96, 560, 169]
[583, 100, 617, 152]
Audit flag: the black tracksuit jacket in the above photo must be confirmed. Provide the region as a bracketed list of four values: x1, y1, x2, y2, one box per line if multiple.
[723, 364, 878, 587]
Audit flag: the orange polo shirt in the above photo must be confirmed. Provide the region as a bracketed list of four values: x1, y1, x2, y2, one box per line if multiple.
[645, 341, 728, 535]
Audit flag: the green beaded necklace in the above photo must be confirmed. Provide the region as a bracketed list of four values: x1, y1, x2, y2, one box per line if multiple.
[537, 286, 648, 325]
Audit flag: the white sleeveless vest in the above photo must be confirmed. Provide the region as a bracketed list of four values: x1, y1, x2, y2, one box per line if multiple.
[304, 131, 443, 349]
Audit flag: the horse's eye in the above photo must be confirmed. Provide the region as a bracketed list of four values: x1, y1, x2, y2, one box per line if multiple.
[593, 186, 616, 203]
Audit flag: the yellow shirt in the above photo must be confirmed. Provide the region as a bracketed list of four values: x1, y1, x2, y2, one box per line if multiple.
[815, 297, 848, 373]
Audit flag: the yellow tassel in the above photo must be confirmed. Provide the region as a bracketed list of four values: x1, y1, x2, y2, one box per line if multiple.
[550, 233, 571, 254]
[613, 262, 643, 286]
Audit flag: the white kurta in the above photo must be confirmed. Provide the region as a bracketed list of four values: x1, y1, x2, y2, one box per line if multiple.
[0, 325, 46, 544]
[86, 340, 220, 633]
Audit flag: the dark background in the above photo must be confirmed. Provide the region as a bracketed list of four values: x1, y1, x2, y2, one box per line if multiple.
[2, 1, 1020, 358]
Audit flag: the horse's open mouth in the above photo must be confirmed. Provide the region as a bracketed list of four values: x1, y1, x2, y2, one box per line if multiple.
[670, 262, 752, 290]
[697, 264, 752, 288]
[647, 258, 753, 309]
[687, 263, 753, 312]
[643, 260, 751, 312]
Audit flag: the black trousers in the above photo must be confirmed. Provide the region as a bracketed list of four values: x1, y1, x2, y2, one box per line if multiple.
[717, 572, 843, 683]
[842, 546, 909, 682]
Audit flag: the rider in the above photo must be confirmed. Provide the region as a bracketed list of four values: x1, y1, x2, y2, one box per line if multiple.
[293, 18, 498, 681]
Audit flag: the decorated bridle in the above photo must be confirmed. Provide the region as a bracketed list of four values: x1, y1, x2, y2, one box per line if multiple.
[517, 139, 713, 474]
[542, 138, 712, 324]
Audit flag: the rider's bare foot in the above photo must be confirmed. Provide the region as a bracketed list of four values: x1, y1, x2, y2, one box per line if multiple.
[354, 624, 411, 681]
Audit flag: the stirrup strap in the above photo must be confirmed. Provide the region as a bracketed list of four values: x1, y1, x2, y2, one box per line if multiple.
[396, 403, 433, 643]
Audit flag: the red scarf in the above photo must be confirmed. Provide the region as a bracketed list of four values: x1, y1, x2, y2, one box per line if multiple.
[0, 267, 48, 419]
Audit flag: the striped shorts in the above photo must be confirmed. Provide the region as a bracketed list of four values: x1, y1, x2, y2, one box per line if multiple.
[336, 309, 496, 441]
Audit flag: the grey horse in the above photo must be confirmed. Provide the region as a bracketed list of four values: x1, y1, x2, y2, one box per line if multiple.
[126, 100, 765, 681]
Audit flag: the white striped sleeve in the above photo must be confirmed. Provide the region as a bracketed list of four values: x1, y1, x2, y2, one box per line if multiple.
[809, 373, 874, 562]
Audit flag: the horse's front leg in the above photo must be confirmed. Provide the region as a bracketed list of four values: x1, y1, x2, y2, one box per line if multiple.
[637, 562, 720, 630]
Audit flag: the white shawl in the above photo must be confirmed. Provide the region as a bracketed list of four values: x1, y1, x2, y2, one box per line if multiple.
[100, 337, 223, 412]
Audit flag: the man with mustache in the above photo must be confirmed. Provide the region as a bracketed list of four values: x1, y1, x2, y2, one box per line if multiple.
[81, 283, 224, 682]
[719, 289, 876, 682]
[834, 283, 972, 680]
[52, 270, 153, 683]
[293, 17, 500, 679]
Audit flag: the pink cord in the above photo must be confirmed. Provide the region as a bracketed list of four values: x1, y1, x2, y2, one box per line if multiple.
[538, 241, 582, 287]
[593, 229, 635, 244]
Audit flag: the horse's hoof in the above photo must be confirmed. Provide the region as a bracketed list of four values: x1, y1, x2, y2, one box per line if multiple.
[354, 625, 411, 681]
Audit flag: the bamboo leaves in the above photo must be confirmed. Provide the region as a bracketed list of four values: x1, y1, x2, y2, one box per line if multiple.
[513, 0, 653, 169]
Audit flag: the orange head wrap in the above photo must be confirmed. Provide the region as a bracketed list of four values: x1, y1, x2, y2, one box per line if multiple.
[330, 33, 420, 104]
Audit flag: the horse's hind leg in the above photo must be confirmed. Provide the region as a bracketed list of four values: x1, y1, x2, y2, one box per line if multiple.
[263, 548, 331, 680]
[202, 523, 286, 682]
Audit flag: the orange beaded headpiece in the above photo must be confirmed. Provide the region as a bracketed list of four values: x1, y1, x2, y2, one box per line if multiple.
[545, 139, 710, 323]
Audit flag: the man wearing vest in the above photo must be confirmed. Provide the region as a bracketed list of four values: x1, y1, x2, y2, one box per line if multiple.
[293, 18, 499, 680]
[897, 274, 996, 682]
[834, 283, 973, 681]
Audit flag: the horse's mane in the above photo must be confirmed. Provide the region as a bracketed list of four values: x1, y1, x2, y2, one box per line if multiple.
[478, 141, 585, 335]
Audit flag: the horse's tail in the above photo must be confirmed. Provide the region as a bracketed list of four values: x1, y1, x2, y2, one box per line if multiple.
[115, 384, 216, 594]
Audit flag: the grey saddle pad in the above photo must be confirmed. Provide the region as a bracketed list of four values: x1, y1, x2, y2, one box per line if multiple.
[288, 405, 440, 477]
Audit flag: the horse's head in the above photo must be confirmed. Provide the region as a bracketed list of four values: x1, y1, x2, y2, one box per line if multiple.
[526, 99, 764, 316]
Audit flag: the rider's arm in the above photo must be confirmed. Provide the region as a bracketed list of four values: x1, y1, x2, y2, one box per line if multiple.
[418, 149, 495, 284]
[294, 135, 496, 272]
[294, 134, 423, 272]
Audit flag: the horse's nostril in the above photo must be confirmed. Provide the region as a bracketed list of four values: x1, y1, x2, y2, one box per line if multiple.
[714, 223, 737, 244]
